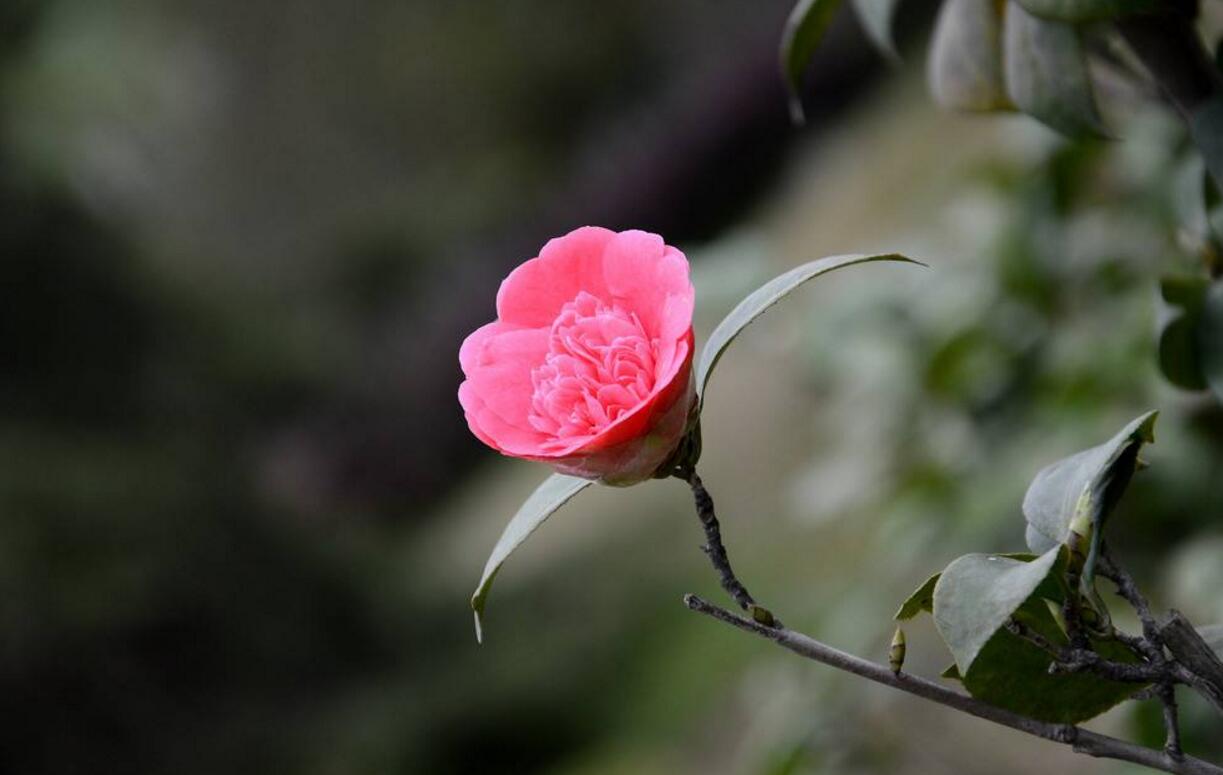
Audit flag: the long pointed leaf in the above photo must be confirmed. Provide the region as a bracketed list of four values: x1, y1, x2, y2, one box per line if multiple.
[780, 0, 845, 123]
[1022, 411, 1157, 555]
[470, 474, 593, 642]
[697, 253, 922, 405]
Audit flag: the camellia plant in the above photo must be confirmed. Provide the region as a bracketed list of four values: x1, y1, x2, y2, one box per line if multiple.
[462, 3, 1223, 773]
[460, 226, 1223, 774]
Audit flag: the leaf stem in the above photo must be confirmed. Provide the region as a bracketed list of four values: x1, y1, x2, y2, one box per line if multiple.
[685, 595, 1223, 775]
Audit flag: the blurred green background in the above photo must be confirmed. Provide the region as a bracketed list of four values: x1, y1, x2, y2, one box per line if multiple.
[2, 1, 1221, 773]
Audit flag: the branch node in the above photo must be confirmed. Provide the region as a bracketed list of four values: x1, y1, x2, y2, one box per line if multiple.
[748, 603, 777, 628]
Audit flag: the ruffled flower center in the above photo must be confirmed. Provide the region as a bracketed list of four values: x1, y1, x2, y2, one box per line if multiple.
[529, 292, 658, 446]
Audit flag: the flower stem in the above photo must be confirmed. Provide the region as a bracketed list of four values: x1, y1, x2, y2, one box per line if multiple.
[679, 469, 765, 618]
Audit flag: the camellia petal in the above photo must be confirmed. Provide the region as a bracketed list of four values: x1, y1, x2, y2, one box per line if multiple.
[462, 328, 549, 430]
[495, 226, 615, 328]
[458, 381, 549, 456]
[602, 231, 693, 338]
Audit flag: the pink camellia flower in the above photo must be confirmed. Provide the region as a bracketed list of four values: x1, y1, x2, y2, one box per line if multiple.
[458, 226, 697, 485]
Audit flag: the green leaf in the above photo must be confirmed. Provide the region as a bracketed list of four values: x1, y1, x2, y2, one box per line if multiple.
[1013, 0, 1160, 22]
[1199, 625, 1223, 659]
[895, 572, 940, 620]
[932, 548, 1063, 672]
[1158, 276, 1210, 391]
[697, 253, 922, 405]
[780, 0, 844, 123]
[1003, 0, 1104, 137]
[928, 0, 1010, 111]
[960, 599, 1141, 722]
[1022, 411, 1157, 555]
[1204, 281, 1223, 403]
[470, 474, 593, 642]
[851, 0, 901, 61]
[941, 663, 962, 680]
[1189, 93, 1223, 192]
[932, 549, 1138, 722]
[896, 554, 1041, 621]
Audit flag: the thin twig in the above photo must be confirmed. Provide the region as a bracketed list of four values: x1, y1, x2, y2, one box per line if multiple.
[1114, 629, 1161, 661]
[1098, 549, 1223, 717]
[1005, 619, 1166, 683]
[1055, 653, 1167, 683]
[1160, 684, 1184, 760]
[1098, 545, 1163, 650]
[679, 470, 764, 616]
[685, 595, 1223, 775]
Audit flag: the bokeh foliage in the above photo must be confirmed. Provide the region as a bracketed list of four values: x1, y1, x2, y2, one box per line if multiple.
[3, 1, 1223, 774]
